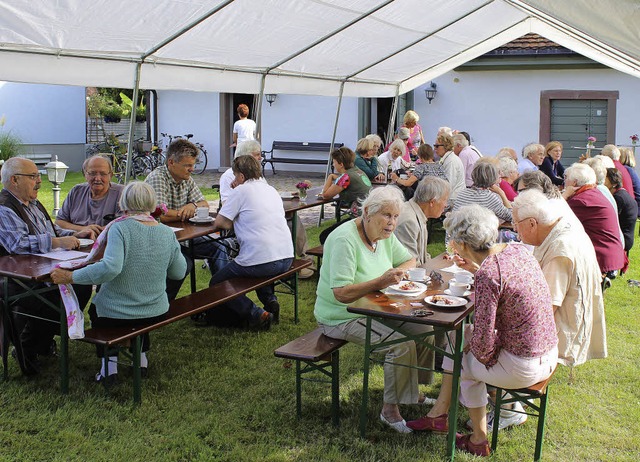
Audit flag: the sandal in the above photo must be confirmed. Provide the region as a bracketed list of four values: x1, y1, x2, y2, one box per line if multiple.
[455, 433, 490, 457]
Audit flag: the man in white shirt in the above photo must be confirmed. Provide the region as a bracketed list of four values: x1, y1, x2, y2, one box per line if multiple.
[435, 134, 465, 200]
[518, 143, 545, 174]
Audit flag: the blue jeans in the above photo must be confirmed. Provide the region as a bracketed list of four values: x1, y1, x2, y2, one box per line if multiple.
[208, 257, 294, 323]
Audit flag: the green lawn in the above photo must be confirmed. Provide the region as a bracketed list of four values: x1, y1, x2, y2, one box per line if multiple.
[0, 176, 638, 461]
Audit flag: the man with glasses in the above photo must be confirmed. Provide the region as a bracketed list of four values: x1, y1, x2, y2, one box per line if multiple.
[0, 157, 93, 375]
[56, 155, 123, 235]
[145, 139, 230, 298]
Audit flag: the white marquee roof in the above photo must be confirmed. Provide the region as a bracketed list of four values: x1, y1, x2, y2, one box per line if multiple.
[1, 0, 639, 97]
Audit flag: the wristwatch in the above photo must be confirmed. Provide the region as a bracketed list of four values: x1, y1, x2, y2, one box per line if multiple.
[192, 202, 198, 210]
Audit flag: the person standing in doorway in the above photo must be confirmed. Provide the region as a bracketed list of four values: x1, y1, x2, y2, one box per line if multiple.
[232, 104, 256, 149]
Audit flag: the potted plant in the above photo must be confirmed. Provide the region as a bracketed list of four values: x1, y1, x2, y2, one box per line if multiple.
[100, 102, 123, 123]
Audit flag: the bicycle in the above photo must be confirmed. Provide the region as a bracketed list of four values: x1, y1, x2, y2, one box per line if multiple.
[161, 132, 208, 174]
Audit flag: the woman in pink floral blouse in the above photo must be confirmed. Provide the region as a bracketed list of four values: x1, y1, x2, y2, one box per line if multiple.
[406, 204, 558, 457]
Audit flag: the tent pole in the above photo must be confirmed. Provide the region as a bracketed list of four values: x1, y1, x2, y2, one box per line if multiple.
[318, 81, 345, 227]
[125, 62, 142, 183]
[386, 85, 400, 147]
[255, 74, 267, 142]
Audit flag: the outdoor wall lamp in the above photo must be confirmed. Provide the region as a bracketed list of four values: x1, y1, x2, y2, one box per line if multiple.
[424, 82, 437, 104]
[265, 94, 277, 106]
[45, 155, 68, 217]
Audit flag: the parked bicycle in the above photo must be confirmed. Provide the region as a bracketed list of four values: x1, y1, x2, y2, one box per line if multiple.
[85, 133, 149, 183]
[161, 132, 208, 174]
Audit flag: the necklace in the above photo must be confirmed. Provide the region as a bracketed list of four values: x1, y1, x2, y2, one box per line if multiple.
[360, 219, 377, 250]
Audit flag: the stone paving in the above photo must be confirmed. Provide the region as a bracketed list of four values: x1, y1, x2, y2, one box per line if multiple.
[193, 170, 335, 228]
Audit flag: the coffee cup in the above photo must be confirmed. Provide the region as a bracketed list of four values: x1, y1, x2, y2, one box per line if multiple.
[408, 267, 427, 282]
[196, 206, 210, 220]
[449, 281, 470, 296]
[455, 272, 474, 284]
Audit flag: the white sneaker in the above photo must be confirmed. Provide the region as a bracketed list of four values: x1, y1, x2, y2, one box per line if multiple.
[379, 413, 413, 433]
[467, 401, 527, 432]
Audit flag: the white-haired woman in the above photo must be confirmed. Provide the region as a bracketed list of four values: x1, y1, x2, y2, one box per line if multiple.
[407, 205, 558, 457]
[355, 137, 386, 182]
[51, 182, 187, 383]
[315, 186, 431, 433]
[378, 139, 409, 175]
[497, 157, 519, 201]
[563, 163, 625, 275]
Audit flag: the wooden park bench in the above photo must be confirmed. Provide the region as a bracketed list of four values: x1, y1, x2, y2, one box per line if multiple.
[306, 245, 324, 269]
[261, 141, 343, 174]
[274, 327, 347, 427]
[80, 259, 312, 403]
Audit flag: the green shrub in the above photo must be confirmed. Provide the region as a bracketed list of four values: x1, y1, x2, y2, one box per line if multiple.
[0, 130, 24, 161]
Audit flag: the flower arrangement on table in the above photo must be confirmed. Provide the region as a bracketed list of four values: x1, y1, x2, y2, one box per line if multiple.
[151, 203, 168, 221]
[295, 180, 312, 201]
[631, 134, 639, 145]
[587, 136, 597, 148]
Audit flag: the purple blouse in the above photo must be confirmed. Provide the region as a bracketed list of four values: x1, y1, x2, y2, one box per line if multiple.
[470, 244, 558, 367]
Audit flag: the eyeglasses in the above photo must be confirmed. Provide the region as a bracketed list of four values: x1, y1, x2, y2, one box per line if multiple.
[433, 144, 444, 148]
[14, 173, 41, 180]
[86, 171, 111, 178]
[512, 217, 536, 227]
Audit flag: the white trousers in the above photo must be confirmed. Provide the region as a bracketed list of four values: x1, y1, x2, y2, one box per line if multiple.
[442, 325, 558, 408]
[320, 318, 433, 405]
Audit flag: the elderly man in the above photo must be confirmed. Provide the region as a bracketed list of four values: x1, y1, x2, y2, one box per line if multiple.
[0, 157, 93, 375]
[562, 163, 625, 277]
[145, 139, 229, 297]
[513, 189, 607, 367]
[56, 155, 123, 235]
[452, 133, 481, 187]
[219, 140, 313, 279]
[496, 146, 518, 162]
[395, 177, 450, 266]
[601, 144, 634, 196]
[518, 143, 545, 174]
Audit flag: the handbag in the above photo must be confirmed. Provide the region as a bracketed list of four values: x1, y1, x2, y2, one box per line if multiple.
[58, 283, 85, 339]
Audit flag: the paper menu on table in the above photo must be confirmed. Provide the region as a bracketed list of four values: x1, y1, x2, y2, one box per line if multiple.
[169, 226, 183, 232]
[35, 249, 87, 261]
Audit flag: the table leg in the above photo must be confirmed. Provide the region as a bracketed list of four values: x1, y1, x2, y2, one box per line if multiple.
[446, 321, 465, 460]
[133, 336, 142, 404]
[291, 211, 298, 250]
[358, 316, 373, 437]
[189, 239, 197, 293]
[59, 300, 69, 394]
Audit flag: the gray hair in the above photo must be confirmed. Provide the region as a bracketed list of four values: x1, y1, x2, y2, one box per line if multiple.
[516, 170, 561, 199]
[601, 144, 621, 160]
[119, 181, 157, 213]
[444, 204, 499, 252]
[438, 126, 453, 137]
[522, 142, 544, 159]
[582, 157, 606, 185]
[82, 155, 113, 174]
[361, 185, 405, 217]
[365, 133, 383, 147]
[594, 154, 614, 169]
[498, 157, 518, 177]
[235, 140, 261, 159]
[471, 161, 499, 188]
[389, 139, 405, 156]
[0, 157, 31, 184]
[512, 189, 561, 225]
[496, 147, 517, 161]
[356, 137, 375, 155]
[397, 127, 410, 140]
[413, 176, 450, 204]
[564, 162, 596, 187]
[452, 133, 469, 148]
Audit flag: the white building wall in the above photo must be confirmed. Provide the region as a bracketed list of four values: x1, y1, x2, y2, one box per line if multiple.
[411, 68, 640, 157]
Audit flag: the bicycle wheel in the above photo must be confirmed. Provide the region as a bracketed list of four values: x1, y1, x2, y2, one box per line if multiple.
[152, 151, 166, 170]
[193, 146, 208, 175]
[131, 155, 153, 179]
[113, 155, 128, 184]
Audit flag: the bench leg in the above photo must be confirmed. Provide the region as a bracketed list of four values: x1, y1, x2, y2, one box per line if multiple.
[293, 272, 299, 324]
[491, 388, 504, 451]
[295, 360, 302, 419]
[331, 350, 340, 427]
[132, 336, 142, 404]
[534, 391, 549, 462]
[358, 317, 373, 437]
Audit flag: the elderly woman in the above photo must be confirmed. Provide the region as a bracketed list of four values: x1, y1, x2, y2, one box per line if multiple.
[315, 186, 431, 433]
[605, 168, 637, 254]
[518, 143, 545, 175]
[601, 144, 634, 196]
[401, 110, 424, 160]
[452, 160, 512, 224]
[513, 190, 606, 367]
[497, 157, 519, 201]
[209, 155, 294, 329]
[539, 141, 565, 186]
[407, 205, 558, 457]
[365, 133, 383, 155]
[619, 147, 640, 215]
[378, 139, 408, 176]
[435, 133, 465, 200]
[51, 182, 187, 383]
[562, 163, 625, 276]
[355, 137, 385, 182]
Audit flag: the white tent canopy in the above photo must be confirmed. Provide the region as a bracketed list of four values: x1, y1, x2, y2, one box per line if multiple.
[1, 0, 640, 97]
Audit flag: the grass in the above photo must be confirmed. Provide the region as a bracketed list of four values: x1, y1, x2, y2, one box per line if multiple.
[1, 177, 639, 461]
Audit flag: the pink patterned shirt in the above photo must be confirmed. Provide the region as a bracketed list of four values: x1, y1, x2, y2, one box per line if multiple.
[470, 244, 558, 367]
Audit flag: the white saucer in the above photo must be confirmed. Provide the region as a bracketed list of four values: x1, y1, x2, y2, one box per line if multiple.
[78, 238, 94, 247]
[444, 288, 472, 297]
[189, 216, 214, 223]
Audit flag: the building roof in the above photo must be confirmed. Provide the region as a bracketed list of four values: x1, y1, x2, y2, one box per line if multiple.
[485, 33, 576, 56]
